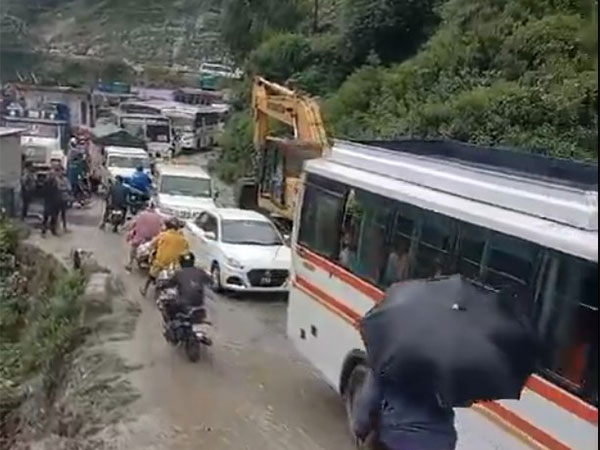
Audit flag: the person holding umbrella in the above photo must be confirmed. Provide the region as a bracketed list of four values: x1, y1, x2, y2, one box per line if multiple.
[355, 275, 538, 450]
[352, 367, 457, 450]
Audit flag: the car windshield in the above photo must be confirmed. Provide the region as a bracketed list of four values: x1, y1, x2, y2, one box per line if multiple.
[13, 121, 58, 138]
[160, 175, 211, 197]
[107, 155, 149, 169]
[221, 220, 282, 246]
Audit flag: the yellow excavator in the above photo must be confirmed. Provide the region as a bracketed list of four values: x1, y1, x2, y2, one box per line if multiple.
[236, 76, 329, 229]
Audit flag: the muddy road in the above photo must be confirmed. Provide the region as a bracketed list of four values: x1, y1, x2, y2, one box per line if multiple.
[25, 152, 526, 450]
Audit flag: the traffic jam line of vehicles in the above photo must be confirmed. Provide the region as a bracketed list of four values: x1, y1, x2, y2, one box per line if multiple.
[2, 78, 597, 449]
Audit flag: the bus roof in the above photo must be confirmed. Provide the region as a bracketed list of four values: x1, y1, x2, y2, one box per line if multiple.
[356, 139, 598, 190]
[306, 141, 598, 261]
[330, 140, 598, 232]
[113, 110, 169, 120]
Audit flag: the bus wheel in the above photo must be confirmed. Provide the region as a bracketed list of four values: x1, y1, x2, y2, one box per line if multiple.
[344, 363, 369, 439]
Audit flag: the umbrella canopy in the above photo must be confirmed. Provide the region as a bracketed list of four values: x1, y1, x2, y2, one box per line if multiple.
[360, 275, 538, 406]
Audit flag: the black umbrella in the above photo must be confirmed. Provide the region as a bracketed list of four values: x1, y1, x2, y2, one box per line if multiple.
[360, 275, 538, 406]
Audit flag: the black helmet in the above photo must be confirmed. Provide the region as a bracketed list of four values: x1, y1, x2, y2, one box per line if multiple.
[115, 175, 124, 183]
[165, 217, 181, 230]
[179, 252, 195, 268]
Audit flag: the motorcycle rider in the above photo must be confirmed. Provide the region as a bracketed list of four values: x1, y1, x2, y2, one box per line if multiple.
[140, 217, 189, 296]
[99, 175, 128, 230]
[129, 165, 152, 200]
[124, 201, 163, 271]
[161, 252, 210, 322]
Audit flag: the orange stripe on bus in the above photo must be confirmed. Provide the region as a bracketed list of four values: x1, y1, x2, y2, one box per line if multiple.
[476, 402, 571, 450]
[525, 375, 598, 426]
[294, 252, 599, 427]
[297, 245, 385, 302]
[294, 276, 361, 326]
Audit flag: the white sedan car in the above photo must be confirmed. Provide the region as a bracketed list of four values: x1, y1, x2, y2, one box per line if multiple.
[184, 208, 291, 293]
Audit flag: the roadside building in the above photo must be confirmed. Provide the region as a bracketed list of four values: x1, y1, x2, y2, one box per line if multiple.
[0, 127, 24, 216]
[12, 84, 94, 129]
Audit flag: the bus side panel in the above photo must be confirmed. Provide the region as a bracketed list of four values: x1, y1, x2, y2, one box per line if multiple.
[498, 389, 598, 450]
[287, 283, 364, 393]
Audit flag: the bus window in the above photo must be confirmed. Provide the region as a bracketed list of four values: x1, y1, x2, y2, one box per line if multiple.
[484, 233, 539, 289]
[349, 191, 393, 285]
[536, 253, 599, 405]
[413, 210, 457, 279]
[457, 222, 488, 280]
[384, 204, 419, 286]
[298, 183, 344, 260]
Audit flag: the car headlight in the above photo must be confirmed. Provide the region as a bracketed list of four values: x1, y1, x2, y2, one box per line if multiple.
[225, 257, 244, 270]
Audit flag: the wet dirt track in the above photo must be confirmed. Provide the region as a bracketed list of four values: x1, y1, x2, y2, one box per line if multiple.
[27, 203, 353, 450]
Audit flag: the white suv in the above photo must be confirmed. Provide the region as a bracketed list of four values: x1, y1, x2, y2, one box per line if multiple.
[154, 164, 217, 219]
[184, 208, 291, 293]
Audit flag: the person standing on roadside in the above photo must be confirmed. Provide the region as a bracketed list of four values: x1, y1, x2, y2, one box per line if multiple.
[124, 202, 163, 271]
[20, 162, 37, 220]
[41, 168, 61, 236]
[55, 166, 72, 233]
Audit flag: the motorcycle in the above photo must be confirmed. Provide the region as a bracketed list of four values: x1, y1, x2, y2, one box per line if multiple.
[127, 189, 148, 216]
[155, 276, 212, 362]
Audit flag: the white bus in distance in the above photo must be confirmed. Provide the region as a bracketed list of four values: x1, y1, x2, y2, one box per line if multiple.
[288, 139, 598, 450]
[113, 110, 172, 158]
[119, 100, 224, 153]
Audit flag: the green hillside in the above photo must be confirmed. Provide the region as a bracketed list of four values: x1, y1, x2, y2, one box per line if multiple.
[216, 0, 597, 183]
[1, 0, 227, 71]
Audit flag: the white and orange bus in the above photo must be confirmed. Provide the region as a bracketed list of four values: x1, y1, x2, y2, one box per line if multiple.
[288, 140, 598, 450]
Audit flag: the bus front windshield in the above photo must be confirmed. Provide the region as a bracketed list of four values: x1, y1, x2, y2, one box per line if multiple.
[147, 124, 170, 143]
[160, 175, 211, 198]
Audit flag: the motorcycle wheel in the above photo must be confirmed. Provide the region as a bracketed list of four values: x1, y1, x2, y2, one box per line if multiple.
[185, 336, 201, 362]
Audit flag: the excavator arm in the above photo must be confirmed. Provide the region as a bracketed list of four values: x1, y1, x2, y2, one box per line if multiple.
[252, 76, 329, 152]
[247, 76, 329, 222]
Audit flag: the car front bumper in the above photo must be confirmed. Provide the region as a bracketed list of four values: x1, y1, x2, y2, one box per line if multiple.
[221, 265, 290, 293]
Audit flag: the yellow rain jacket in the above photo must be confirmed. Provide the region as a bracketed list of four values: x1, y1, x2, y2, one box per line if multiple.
[150, 229, 189, 277]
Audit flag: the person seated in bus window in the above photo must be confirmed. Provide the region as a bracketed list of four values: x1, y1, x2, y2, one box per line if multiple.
[384, 240, 411, 285]
[339, 230, 357, 268]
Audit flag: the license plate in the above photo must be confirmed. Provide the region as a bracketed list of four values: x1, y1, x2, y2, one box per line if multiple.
[260, 276, 271, 285]
[192, 324, 205, 333]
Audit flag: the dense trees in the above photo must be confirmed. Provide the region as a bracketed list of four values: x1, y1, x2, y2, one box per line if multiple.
[217, 0, 597, 176]
[326, 0, 598, 159]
